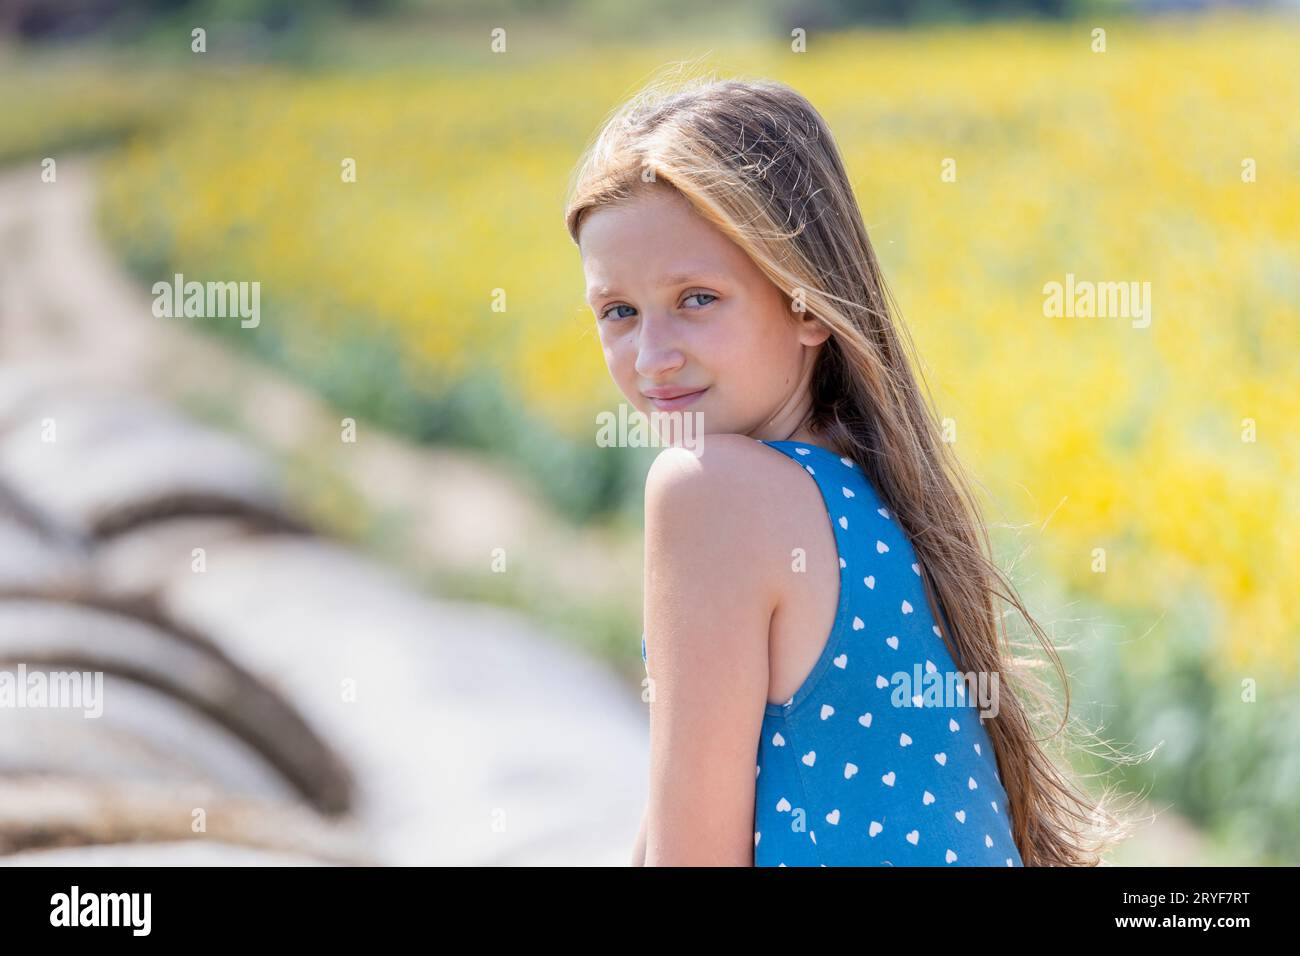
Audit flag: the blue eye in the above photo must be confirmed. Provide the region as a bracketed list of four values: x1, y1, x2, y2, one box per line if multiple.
[598, 294, 714, 321]
[600, 304, 636, 322]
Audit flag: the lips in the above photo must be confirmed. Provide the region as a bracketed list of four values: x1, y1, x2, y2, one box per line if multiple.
[643, 386, 709, 411]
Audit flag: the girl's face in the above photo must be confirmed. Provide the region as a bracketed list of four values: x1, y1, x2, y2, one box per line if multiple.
[577, 184, 831, 441]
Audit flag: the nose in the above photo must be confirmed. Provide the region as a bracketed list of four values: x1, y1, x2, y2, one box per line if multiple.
[633, 312, 686, 381]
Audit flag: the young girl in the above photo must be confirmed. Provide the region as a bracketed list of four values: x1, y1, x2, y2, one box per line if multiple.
[564, 75, 1130, 866]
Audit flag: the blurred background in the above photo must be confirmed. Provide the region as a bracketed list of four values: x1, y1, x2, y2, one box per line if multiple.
[0, 0, 1296, 865]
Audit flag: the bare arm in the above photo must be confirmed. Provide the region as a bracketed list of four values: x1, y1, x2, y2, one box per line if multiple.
[640, 441, 779, 866]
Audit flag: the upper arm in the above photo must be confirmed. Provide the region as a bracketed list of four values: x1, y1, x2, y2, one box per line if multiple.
[641, 437, 783, 866]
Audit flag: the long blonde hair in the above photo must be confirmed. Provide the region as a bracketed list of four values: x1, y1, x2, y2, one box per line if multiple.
[565, 72, 1138, 865]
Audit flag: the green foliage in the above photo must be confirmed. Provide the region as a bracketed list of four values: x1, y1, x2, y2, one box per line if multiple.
[1073, 591, 1300, 863]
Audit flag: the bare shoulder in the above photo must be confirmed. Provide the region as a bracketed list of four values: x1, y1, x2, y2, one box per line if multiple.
[643, 435, 814, 599]
[644, 433, 800, 515]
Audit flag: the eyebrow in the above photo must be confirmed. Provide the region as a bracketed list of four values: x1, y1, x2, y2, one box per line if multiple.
[586, 271, 723, 304]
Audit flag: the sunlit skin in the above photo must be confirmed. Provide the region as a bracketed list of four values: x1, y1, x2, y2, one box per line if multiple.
[577, 184, 848, 865]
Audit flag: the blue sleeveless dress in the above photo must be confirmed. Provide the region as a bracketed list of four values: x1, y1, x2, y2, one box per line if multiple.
[645, 438, 1023, 867]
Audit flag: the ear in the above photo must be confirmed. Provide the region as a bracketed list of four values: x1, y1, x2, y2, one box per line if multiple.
[795, 312, 833, 348]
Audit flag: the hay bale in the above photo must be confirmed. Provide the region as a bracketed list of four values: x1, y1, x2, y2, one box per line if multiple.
[0, 512, 85, 590]
[0, 777, 371, 863]
[0, 597, 355, 815]
[0, 392, 304, 539]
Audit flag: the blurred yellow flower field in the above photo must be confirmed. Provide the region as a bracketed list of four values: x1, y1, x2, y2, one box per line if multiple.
[98, 12, 1299, 680]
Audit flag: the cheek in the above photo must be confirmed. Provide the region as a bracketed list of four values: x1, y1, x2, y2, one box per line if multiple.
[599, 330, 637, 389]
[713, 300, 800, 376]
[598, 327, 623, 365]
